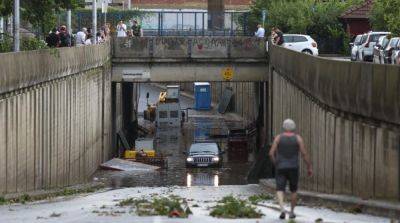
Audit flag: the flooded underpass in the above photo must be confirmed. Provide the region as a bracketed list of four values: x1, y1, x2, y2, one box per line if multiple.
[94, 83, 258, 188]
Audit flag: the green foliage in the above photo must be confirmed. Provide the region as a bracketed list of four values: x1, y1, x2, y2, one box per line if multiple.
[249, 0, 363, 54]
[21, 37, 48, 51]
[0, 0, 12, 17]
[0, 34, 12, 52]
[20, 0, 84, 36]
[0, 197, 6, 205]
[210, 196, 264, 219]
[248, 193, 273, 205]
[0, 35, 48, 53]
[370, 0, 400, 35]
[118, 196, 192, 218]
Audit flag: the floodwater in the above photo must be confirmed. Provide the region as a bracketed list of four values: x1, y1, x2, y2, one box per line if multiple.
[94, 84, 257, 188]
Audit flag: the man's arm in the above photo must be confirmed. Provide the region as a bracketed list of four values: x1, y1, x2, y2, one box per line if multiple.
[296, 135, 313, 177]
[268, 135, 280, 165]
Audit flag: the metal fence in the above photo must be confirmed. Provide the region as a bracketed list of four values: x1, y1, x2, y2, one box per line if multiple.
[57, 10, 251, 36]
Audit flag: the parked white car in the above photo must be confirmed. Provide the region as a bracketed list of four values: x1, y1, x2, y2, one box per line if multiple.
[357, 31, 390, 62]
[282, 34, 319, 56]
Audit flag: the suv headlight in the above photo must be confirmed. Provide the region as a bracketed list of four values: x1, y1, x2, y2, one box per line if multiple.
[212, 157, 220, 162]
[186, 157, 194, 162]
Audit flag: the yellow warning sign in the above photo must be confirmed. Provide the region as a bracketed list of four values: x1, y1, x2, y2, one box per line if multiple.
[222, 67, 234, 81]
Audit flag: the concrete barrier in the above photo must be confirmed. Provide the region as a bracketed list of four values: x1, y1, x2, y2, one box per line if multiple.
[270, 44, 400, 126]
[191, 37, 229, 58]
[0, 42, 111, 95]
[231, 37, 266, 58]
[269, 45, 400, 201]
[112, 36, 266, 60]
[113, 37, 150, 58]
[0, 44, 112, 195]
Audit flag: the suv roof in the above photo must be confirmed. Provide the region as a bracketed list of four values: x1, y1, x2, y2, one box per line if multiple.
[189, 143, 219, 153]
[367, 31, 391, 35]
[283, 34, 311, 38]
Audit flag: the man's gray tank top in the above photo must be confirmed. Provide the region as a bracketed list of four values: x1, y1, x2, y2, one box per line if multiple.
[276, 134, 300, 169]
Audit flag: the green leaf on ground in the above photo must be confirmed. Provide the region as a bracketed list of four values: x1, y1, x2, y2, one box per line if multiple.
[210, 195, 264, 219]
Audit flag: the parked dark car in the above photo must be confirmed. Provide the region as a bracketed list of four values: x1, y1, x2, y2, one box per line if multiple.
[383, 37, 400, 64]
[185, 143, 223, 168]
[373, 35, 390, 64]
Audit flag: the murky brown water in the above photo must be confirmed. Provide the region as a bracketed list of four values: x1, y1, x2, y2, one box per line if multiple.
[94, 84, 257, 188]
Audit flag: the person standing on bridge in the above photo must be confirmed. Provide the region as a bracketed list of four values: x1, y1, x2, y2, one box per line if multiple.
[254, 24, 265, 38]
[269, 119, 313, 220]
[117, 20, 128, 37]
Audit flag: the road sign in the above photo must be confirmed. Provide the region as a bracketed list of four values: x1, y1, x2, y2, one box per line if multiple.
[102, 1, 108, 13]
[222, 67, 234, 81]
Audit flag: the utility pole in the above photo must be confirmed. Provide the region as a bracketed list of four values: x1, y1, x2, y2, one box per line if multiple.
[0, 17, 4, 36]
[128, 0, 131, 10]
[13, 0, 20, 52]
[92, 0, 97, 43]
[67, 9, 72, 34]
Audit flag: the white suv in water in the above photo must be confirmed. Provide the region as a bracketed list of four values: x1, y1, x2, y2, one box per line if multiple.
[185, 143, 223, 168]
[282, 34, 319, 56]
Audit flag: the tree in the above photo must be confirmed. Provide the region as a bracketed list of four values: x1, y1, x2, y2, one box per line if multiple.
[20, 0, 84, 36]
[248, 0, 363, 54]
[370, 0, 400, 35]
[0, 0, 13, 17]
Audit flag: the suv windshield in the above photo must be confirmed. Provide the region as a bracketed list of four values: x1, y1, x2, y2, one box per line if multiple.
[370, 34, 384, 42]
[360, 35, 368, 44]
[382, 37, 390, 48]
[390, 38, 399, 47]
[189, 143, 218, 154]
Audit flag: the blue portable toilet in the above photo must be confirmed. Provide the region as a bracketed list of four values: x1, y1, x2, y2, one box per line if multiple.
[194, 82, 211, 110]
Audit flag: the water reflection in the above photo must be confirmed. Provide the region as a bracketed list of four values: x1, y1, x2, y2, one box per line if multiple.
[94, 85, 257, 188]
[186, 173, 219, 187]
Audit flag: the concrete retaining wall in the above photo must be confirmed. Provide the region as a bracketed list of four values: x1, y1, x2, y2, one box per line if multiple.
[0, 44, 112, 195]
[113, 37, 266, 59]
[269, 45, 400, 201]
[270, 45, 400, 126]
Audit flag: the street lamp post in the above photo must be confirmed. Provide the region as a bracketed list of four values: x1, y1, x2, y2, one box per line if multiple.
[67, 9, 72, 34]
[92, 0, 97, 43]
[13, 0, 20, 52]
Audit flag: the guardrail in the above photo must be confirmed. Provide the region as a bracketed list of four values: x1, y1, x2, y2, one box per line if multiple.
[113, 37, 266, 60]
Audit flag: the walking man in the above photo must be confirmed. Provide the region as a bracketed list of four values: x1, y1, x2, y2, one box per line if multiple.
[269, 119, 313, 220]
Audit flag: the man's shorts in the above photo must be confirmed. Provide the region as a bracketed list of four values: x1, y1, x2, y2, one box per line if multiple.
[276, 168, 299, 192]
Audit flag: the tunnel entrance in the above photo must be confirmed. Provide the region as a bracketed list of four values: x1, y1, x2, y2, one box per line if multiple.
[97, 82, 270, 188]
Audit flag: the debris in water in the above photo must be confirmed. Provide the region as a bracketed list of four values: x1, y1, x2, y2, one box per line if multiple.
[100, 158, 160, 171]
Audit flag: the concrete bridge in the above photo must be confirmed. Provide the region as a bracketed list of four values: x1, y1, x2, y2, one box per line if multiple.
[112, 37, 267, 82]
[0, 36, 399, 206]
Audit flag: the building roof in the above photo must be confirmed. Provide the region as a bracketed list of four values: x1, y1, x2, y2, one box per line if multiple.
[340, 0, 373, 19]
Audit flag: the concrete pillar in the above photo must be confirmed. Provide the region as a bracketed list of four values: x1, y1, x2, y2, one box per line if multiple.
[0, 17, 4, 36]
[122, 83, 136, 146]
[92, 0, 97, 43]
[208, 0, 224, 31]
[13, 0, 20, 52]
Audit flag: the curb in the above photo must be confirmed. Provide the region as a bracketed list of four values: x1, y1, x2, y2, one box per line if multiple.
[259, 179, 400, 219]
[2, 182, 106, 202]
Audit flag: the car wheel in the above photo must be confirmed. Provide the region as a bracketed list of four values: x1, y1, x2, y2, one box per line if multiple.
[302, 49, 313, 55]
